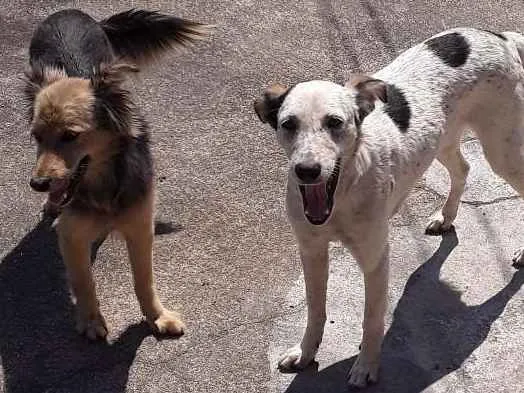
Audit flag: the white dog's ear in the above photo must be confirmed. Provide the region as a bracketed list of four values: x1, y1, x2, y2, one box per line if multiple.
[254, 83, 289, 129]
[346, 74, 387, 123]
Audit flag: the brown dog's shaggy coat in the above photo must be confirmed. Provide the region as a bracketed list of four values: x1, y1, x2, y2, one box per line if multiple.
[24, 8, 210, 339]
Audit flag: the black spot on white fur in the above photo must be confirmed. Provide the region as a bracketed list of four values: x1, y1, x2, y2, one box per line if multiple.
[425, 32, 470, 67]
[384, 84, 411, 132]
[254, 86, 293, 129]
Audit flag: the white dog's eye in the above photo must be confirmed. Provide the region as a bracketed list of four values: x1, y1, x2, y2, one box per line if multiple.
[280, 117, 298, 133]
[326, 116, 344, 129]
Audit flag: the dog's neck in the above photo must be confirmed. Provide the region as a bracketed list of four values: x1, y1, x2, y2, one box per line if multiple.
[338, 130, 372, 193]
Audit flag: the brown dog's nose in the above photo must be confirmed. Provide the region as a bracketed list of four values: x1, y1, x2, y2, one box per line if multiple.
[295, 163, 322, 183]
[30, 177, 51, 192]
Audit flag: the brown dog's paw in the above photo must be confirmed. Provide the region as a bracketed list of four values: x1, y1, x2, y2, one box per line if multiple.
[150, 310, 185, 336]
[76, 312, 108, 340]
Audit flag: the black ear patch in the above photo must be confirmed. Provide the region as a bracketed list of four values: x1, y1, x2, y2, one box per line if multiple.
[350, 76, 387, 125]
[384, 84, 411, 132]
[91, 63, 139, 134]
[425, 32, 470, 67]
[350, 76, 411, 133]
[254, 84, 291, 129]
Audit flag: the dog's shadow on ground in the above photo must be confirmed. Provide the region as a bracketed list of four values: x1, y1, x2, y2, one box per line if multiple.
[0, 217, 180, 393]
[285, 228, 524, 393]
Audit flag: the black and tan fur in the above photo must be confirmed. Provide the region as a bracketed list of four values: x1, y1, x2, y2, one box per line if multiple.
[24, 8, 211, 339]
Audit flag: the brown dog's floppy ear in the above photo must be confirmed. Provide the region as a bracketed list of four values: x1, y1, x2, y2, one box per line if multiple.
[91, 62, 140, 134]
[346, 74, 387, 124]
[254, 83, 289, 129]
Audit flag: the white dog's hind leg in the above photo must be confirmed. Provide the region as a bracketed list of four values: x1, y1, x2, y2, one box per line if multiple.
[480, 148, 524, 268]
[278, 237, 329, 371]
[347, 242, 389, 388]
[473, 112, 524, 268]
[490, 158, 524, 268]
[426, 146, 469, 235]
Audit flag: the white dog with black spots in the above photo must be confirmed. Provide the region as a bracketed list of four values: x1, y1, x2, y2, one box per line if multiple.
[255, 28, 524, 387]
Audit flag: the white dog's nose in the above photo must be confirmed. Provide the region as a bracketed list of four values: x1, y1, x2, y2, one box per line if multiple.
[295, 162, 321, 183]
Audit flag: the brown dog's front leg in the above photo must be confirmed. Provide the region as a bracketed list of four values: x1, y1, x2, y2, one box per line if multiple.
[57, 213, 107, 340]
[118, 195, 185, 336]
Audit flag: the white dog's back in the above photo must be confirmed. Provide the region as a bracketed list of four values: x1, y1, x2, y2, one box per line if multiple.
[357, 29, 524, 218]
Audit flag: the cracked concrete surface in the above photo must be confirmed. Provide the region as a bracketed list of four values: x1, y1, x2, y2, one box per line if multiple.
[270, 198, 524, 393]
[1, 1, 523, 392]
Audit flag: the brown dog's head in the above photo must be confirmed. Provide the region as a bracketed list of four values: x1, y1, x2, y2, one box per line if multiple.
[24, 63, 138, 207]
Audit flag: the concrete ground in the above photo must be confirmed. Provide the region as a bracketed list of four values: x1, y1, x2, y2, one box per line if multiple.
[0, 1, 523, 392]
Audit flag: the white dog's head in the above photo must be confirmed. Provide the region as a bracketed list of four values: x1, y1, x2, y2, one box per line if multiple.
[254, 77, 386, 225]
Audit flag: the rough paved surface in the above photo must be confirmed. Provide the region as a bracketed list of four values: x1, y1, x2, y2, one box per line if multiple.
[0, 1, 523, 392]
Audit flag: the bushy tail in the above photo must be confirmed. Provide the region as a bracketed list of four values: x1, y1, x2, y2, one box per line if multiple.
[100, 9, 212, 64]
[503, 31, 524, 64]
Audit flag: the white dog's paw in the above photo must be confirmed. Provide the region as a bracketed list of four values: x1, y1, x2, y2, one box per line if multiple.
[347, 352, 379, 388]
[277, 345, 314, 372]
[512, 248, 524, 269]
[425, 212, 453, 235]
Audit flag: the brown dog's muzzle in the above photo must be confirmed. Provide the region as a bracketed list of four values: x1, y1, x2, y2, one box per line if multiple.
[30, 151, 68, 191]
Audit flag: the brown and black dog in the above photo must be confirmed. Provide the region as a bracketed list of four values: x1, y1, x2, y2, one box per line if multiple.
[23, 9, 210, 339]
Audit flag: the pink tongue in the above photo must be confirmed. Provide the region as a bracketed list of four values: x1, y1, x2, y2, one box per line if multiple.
[303, 183, 329, 218]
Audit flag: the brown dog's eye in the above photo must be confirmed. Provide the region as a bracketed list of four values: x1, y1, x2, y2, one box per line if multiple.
[326, 116, 344, 129]
[60, 131, 79, 143]
[280, 117, 298, 133]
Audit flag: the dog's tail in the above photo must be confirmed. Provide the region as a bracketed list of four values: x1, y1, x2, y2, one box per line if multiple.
[503, 31, 524, 64]
[100, 9, 212, 64]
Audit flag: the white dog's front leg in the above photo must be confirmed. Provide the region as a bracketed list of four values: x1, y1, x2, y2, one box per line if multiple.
[347, 244, 389, 388]
[278, 237, 329, 372]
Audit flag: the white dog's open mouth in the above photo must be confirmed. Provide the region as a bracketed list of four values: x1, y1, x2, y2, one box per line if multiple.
[299, 160, 340, 225]
[48, 156, 90, 208]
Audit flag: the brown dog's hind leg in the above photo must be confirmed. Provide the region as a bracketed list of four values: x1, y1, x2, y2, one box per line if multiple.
[117, 193, 185, 336]
[56, 213, 108, 340]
